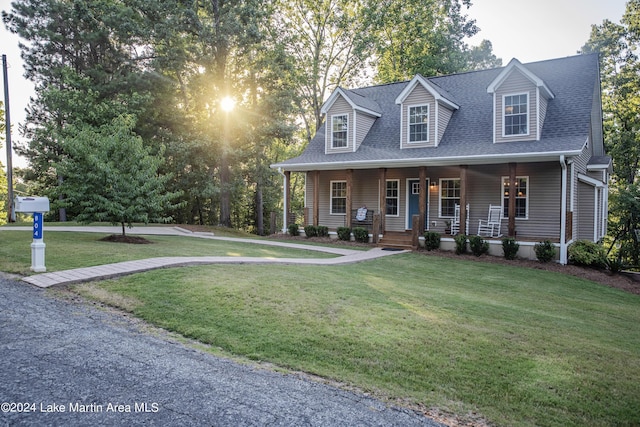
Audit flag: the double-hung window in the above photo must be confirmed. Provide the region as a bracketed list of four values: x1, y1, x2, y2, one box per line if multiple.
[408, 105, 429, 143]
[385, 180, 399, 216]
[502, 176, 528, 219]
[439, 178, 460, 217]
[504, 94, 528, 136]
[331, 114, 348, 148]
[330, 181, 347, 214]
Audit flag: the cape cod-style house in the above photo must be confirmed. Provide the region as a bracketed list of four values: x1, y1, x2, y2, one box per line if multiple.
[271, 54, 610, 263]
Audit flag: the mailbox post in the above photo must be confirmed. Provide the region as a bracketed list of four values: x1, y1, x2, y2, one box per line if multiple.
[14, 197, 50, 272]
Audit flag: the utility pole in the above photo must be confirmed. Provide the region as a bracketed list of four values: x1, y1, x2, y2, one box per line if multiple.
[2, 54, 15, 222]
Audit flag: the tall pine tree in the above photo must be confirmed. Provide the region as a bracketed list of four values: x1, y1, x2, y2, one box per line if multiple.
[581, 0, 640, 264]
[3, 0, 159, 220]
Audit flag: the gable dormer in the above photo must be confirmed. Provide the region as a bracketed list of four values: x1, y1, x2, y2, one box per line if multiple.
[395, 75, 459, 149]
[487, 58, 554, 143]
[321, 87, 381, 154]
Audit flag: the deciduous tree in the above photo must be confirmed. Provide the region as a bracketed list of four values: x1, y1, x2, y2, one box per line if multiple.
[364, 0, 498, 82]
[273, 0, 372, 142]
[581, 0, 640, 264]
[2, 0, 159, 220]
[53, 115, 180, 236]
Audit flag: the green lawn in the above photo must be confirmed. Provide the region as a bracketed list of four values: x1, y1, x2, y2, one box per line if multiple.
[0, 230, 335, 273]
[72, 253, 640, 427]
[2, 228, 638, 425]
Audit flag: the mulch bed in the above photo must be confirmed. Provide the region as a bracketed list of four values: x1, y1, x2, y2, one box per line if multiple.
[99, 234, 153, 244]
[419, 248, 640, 296]
[269, 233, 640, 296]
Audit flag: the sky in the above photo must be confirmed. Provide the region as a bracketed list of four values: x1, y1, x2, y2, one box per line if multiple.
[467, 0, 628, 63]
[0, 0, 631, 169]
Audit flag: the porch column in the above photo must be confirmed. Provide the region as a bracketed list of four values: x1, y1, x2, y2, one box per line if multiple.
[346, 169, 353, 228]
[459, 165, 468, 235]
[419, 166, 427, 232]
[313, 170, 320, 226]
[378, 168, 387, 233]
[284, 170, 291, 228]
[508, 162, 517, 236]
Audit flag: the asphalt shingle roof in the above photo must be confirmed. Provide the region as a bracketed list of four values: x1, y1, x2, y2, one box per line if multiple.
[275, 54, 601, 170]
[341, 88, 382, 116]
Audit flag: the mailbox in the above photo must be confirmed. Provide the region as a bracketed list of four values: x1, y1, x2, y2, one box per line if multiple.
[14, 196, 50, 213]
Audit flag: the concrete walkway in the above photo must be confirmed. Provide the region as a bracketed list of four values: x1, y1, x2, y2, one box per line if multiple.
[1, 226, 408, 288]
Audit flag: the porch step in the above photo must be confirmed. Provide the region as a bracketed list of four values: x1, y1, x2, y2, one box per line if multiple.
[378, 232, 415, 250]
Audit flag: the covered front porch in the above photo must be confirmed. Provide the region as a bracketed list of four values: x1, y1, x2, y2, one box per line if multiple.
[279, 160, 574, 262]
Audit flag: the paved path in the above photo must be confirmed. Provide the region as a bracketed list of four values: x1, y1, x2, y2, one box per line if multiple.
[1, 226, 408, 288]
[0, 227, 437, 426]
[0, 277, 442, 426]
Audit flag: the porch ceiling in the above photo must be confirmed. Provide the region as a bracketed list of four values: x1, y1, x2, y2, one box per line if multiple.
[272, 150, 580, 172]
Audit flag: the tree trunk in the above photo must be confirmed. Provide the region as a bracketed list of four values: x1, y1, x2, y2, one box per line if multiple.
[219, 151, 231, 227]
[256, 183, 264, 235]
[58, 175, 67, 222]
[121, 222, 126, 236]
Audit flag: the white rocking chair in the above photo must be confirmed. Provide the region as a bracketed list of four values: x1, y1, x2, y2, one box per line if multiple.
[451, 203, 470, 235]
[477, 204, 503, 238]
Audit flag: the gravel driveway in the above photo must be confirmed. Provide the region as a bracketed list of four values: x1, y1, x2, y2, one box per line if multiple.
[0, 277, 442, 426]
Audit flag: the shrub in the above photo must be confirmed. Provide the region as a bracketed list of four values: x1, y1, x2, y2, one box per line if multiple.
[423, 231, 441, 251]
[352, 227, 370, 243]
[606, 257, 625, 274]
[468, 235, 489, 257]
[568, 240, 607, 268]
[454, 234, 468, 255]
[304, 225, 317, 238]
[502, 237, 520, 260]
[337, 227, 351, 241]
[534, 240, 556, 263]
[288, 223, 299, 236]
[316, 225, 329, 238]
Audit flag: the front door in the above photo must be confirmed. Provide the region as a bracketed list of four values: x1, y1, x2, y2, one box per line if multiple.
[407, 179, 429, 230]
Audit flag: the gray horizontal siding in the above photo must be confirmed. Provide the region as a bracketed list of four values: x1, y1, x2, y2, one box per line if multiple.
[539, 94, 548, 137]
[495, 70, 538, 143]
[437, 106, 454, 146]
[401, 85, 436, 148]
[306, 162, 563, 240]
[325, 96, 353, 154]
[577, 181, 595, 240]
[355, 112, 377, 151]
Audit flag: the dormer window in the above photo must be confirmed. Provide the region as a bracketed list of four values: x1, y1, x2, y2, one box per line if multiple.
[488, 59, 554, 143]
[504, 94, 529, 136]
[331, 114, 348, 148]
[408, 105, 429, 143]
[395, 75, 459, 149]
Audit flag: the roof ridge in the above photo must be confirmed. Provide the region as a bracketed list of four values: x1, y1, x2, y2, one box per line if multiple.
[348, 80, 408, 92]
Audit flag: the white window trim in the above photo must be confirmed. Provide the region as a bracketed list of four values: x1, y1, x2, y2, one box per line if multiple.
[330, 180, 347, 215]
[492, 92, 497, 143]
[501, 176, 529, 220]
[502, 92, 530, 137]
[385, 179, 400, 217]
[536, 87, 541, 140]
[406, 104, 430, 144]
[330, 114, 349, 149]
[438, 178, 460, 218]
[352, 111, 357, 152]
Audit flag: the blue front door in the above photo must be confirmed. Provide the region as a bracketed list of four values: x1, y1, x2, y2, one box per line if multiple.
[407, 179, 429, 230]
